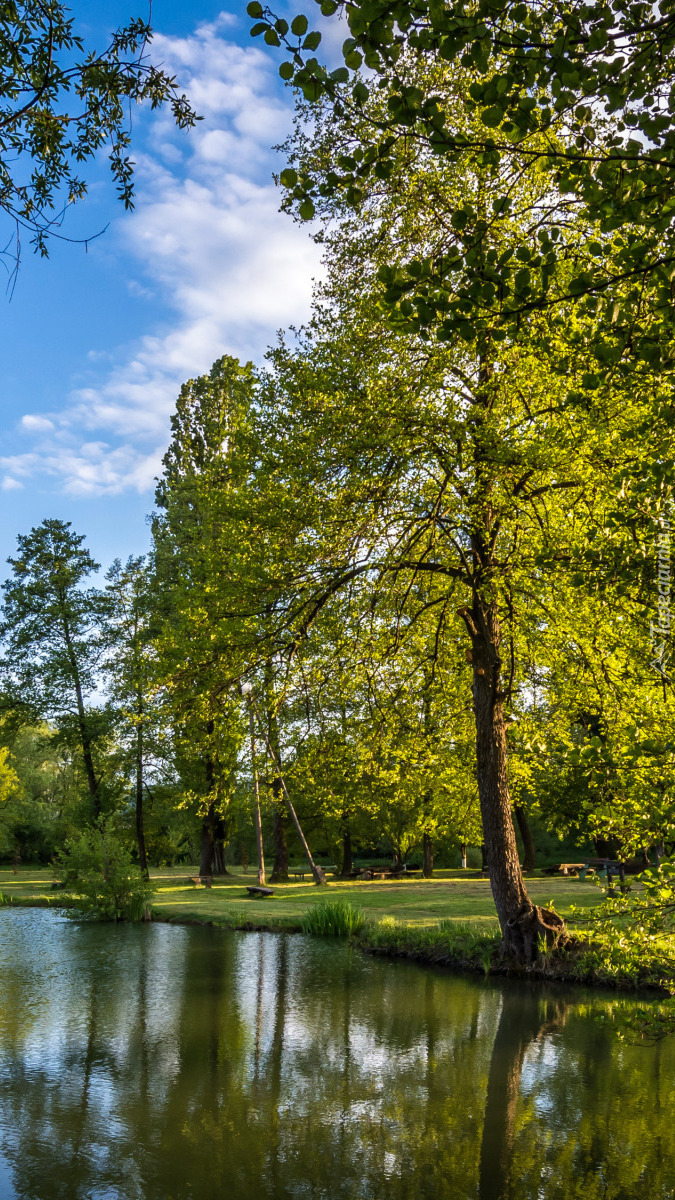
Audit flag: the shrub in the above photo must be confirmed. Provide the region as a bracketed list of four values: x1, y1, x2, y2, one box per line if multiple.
[301, 899, 367, 938]
[56, 824, 154, 922]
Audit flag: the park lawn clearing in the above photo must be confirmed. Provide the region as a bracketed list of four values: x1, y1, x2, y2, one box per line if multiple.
[0, 864, 603, 934]
[149, 866, 603, 932]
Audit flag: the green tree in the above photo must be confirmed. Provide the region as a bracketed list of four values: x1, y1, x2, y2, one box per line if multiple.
[1, 519, 107, 818]
[0, 721, 86, 861]
[102, 556, 161, 878]
[152, 358, 257, 875]
[0, 1, 197, 262]
[223, 37, 675, 958]
[250, 0, 675, 361]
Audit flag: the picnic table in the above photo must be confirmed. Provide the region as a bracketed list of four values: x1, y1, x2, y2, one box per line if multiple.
[580, 858, 622, 881]
[289, 865, 337, 881]
[246, 886, 275, 898]
[354, 865, 420, 880]
[541, 862, 587, 877]
[541, 859, 623, 880]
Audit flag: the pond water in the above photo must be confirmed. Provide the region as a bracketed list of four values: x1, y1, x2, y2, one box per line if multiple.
[0, 910, 673, 1200]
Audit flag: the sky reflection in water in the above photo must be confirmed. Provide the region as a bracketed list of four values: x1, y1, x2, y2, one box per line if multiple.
[0, 910, 672, 1200]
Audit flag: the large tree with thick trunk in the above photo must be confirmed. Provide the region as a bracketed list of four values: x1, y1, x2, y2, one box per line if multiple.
[241, 55, 663, 960]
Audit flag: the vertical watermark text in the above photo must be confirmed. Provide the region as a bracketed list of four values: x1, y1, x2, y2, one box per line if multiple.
[650, 499, 673, 683]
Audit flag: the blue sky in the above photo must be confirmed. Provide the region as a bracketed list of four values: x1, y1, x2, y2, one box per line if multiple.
[0, 0, 333, 576]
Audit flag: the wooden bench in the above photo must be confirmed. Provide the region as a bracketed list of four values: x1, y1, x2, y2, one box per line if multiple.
[246, 886, 275, 898]
[189, 875, 212, 888]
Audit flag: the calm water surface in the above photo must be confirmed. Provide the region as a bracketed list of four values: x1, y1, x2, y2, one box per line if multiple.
[0, 910, 673, 1200]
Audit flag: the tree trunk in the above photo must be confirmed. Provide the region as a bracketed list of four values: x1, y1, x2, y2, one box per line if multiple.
[461, 843, 468, 869]
[213, 840, 226, 875]
[199, 743, 217, 876]
[135, 724, 149, 879]
[465, 596, 564, 962]
[267, 683, 290, 883]
[199, 808, 214, 877]
[270, 806, 289, 883]
[460, 358, 565, 963]
[421, 688, 435, 880]
[61, 612, 100, 817]
[422, 832, 434, 878]
[262, 682, 325, 884]
[213, 812, 230, 875]
[248, 703, 266, 885]
[594, 835, 613, 858]
[514, 804, 536, 872]
[340, 825, 353, 877]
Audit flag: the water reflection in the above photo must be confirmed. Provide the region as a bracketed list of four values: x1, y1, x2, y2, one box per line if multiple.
[0, 911, 673, 1199]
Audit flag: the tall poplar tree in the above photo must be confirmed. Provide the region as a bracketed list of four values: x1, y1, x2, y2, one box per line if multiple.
[152, 358, 257, 875]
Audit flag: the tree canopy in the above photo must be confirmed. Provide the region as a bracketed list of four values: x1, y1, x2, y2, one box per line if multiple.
[0, 1, 198, 263]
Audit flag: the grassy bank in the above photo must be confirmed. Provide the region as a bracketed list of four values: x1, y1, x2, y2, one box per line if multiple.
[357, 914, 675, 991]
[3, 862, 667, 991]
[0, 862, 602, 931]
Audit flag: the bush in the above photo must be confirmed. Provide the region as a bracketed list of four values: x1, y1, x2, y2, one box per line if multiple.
[56, 824, 154, 922]
[301, 899, 367, 938]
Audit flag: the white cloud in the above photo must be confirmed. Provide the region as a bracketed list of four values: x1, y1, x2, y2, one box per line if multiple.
[10, 20, 322, 497]
[21, 414, 55, 433]
[1, 477, 23, 491]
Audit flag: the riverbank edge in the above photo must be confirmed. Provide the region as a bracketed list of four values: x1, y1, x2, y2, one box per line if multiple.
[146, 906, 675, 995]
[4, 893, 669, 996]
[356, 927, 674, 994]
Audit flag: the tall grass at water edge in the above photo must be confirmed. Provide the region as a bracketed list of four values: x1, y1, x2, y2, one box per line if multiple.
[301, 900, 367, 937]
[362, 915, 501, 972]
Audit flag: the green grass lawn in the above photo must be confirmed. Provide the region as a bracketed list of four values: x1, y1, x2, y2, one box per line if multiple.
[0, 863, 603, 932]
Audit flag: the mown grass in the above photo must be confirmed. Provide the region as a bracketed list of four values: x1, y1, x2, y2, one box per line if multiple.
[2, 863, 670, 988]
[362, 915, 501, 973]
[0, 862, 602, 932]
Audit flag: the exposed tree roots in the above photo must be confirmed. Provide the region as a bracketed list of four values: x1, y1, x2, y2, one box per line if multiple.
[503, 904, 567, 964]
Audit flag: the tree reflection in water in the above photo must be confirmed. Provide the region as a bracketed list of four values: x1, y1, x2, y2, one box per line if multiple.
[0, 911, 673, 1200]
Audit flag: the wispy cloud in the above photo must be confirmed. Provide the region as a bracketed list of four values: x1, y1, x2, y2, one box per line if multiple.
[7, 16, 321, 496]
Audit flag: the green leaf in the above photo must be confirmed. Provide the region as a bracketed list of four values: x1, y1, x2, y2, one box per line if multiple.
[250, 21, 268, 36]
[264, 27, 281, 44]
[246, 1, 264, 15]
[280, 167, 298, 186]
[279, 61, 295, 80]
[291, 14, 309, 35]
[303, 31, 322, 50]
[298, 199, 315, 219]
[482, 106, 503, 127]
